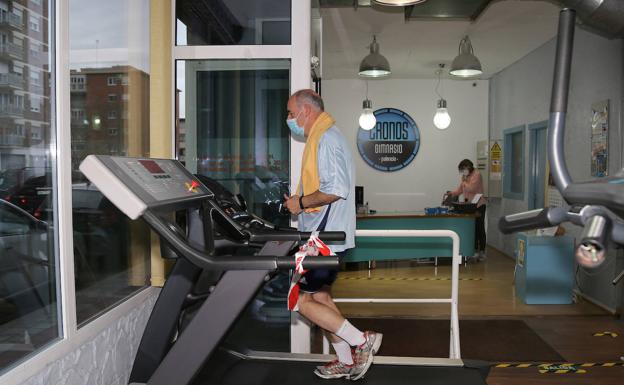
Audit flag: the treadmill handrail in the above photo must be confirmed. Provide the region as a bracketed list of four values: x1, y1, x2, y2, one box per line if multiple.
[143, 210, 339, 270]
[548, 9, 575, 194]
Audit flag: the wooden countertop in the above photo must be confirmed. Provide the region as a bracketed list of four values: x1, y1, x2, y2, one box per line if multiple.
[357, 211, 476, 219]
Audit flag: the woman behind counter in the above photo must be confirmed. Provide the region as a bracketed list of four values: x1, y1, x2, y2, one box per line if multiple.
[447, 159, 487, 261]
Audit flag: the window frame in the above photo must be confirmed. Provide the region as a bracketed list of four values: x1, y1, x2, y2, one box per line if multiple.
[503, 125, 526, 200]
[29, 14, 39, 31]
[0, 0, 156, 383]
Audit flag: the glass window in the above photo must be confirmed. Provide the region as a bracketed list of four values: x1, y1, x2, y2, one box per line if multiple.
[0, 0, 59, 372]
[176, 59, 291, 352]
[28, 15, 38, 32]
[29, 69, 40, 84]
[29, 97, 40, 112]
[503, 126, 525, 200]
[176, 0, 291, 46]
[108, 93, 117, 102]
[70, 0, 151, 325]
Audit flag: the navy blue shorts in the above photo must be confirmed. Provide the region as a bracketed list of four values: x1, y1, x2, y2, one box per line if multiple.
[298, 251, 344, 293]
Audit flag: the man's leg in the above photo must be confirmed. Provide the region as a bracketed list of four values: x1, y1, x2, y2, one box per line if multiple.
[297, 281, 382, 380]
[312, 288, 348, 343]
[297, 291, 345, 335]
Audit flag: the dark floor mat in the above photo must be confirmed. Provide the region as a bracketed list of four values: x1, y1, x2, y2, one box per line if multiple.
[318, 318, 564, 362]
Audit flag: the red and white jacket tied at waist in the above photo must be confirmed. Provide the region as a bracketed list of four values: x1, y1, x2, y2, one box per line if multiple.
[287, 232, 333, 311]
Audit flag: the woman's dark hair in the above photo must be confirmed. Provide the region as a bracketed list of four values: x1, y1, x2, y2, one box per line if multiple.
[458, 159, 474, 172]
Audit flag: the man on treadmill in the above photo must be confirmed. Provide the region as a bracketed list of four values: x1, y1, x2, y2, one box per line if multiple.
[283, 89, 382, 380]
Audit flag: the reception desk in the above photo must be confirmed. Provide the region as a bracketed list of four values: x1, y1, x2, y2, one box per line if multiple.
[343, 212, 476, 263]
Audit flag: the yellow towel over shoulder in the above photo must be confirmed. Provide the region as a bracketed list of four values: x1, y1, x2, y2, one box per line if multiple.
[297, 112, 336, 213]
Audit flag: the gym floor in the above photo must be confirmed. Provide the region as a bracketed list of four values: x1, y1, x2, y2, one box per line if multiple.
[332, 248, 624, 385]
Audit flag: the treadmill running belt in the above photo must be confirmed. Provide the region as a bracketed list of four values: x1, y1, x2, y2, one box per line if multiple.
[193, 350, 488, 385]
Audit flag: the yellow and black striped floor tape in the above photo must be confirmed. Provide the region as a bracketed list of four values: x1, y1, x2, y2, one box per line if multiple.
[495, 362, 624, 374]
[593, 331, 618, 337]
[338, 276, 482, 281]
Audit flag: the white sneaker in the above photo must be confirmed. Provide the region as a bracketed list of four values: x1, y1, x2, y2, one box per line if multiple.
[351, 331, 383, 381]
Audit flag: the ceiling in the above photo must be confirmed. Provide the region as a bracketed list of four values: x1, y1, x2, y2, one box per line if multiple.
[319, 0, 562, 80]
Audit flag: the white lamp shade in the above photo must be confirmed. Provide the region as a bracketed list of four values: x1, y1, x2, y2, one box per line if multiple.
[433, 108, 451, 130]
[359, 109, 377, 130]
[373, 0, 428, 5]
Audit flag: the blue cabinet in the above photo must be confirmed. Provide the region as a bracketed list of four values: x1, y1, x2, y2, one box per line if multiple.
[515, 233, 574, 304]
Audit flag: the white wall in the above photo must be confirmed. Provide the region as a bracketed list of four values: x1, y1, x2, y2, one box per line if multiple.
[323, 78, 489, 212]
[17, 290, 158, 385]
[488, 28, 624, 311]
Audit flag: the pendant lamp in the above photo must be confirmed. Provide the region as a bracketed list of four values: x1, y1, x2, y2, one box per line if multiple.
[450, 36, 483, 78]
[358, 36, 391, 78]
[373, 0, 428, 5]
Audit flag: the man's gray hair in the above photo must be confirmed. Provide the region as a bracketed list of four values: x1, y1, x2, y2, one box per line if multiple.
[292, 89, 324, 111]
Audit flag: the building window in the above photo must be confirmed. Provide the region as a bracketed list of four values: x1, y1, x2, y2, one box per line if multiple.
[71, 108, 84, 120]
[29, 69, 40, 85]
[29, 15, 39, 31]
[121, 75, 128, 85]
[0, 0, 58, 372]
[503, 125, 526, 200]
[121, 93, 128, 101]
[30, 96, 41, 112]
[70, 0, 151, 327]
[12, 7, 23, 19]
[70, 75, 85, 91]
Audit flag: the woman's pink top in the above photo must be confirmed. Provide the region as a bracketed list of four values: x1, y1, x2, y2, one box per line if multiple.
[450, 170, 486, 207]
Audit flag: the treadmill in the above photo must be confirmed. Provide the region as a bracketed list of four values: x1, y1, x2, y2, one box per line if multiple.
[499, 8, 624, 266]
[79, 155, 490, 385]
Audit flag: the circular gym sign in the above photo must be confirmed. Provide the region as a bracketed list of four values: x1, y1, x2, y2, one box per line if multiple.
[357, 108, 420, 172]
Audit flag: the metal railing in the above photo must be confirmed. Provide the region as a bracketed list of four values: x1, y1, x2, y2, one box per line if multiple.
[0, 73, 24, 88]
[0, 104, 25, 115]
[0, 43, 24, 58]
[292, 229, 463, 360]
[0, 12, 23, 29]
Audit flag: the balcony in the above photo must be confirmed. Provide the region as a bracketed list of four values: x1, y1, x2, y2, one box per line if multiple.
[0, 73, 24, 89]
[70, 83, 86, 93]
[0, 134, 25, 146]
[0, 104, 25, 117]
[0, 42, 24, 59]
[0, 12, 23, 30]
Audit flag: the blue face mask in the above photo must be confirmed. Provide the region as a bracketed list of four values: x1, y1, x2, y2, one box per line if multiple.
[286, 112, 305, 137]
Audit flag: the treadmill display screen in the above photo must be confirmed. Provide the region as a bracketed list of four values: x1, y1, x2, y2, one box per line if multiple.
[139, 159, 165, 174]
[110, 157, 213, 203]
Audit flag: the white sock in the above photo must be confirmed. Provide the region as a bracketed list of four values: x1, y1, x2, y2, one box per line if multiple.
[335, 320, 365, 346]
[332, 340, 353, 365]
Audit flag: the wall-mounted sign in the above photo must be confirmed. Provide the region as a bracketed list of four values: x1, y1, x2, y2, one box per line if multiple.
[357, 108, 420, 172]
[590, 99, 609, 177]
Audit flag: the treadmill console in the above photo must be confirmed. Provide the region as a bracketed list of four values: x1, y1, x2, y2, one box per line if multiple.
[80, 155, 213, 220]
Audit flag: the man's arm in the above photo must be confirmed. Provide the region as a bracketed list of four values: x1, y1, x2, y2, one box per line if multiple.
[283, 190, 340, 215]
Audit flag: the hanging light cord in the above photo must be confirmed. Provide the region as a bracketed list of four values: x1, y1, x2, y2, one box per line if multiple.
[434, 68, 443, 100]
